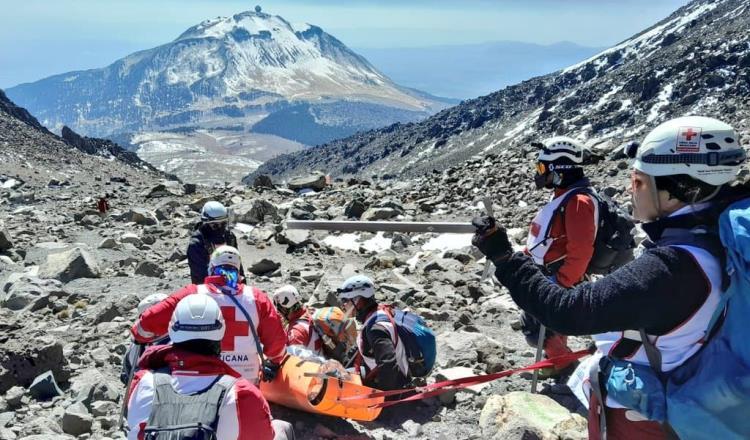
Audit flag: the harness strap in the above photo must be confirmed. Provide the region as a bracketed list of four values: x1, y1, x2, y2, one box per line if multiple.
[223, 291, 265, 366]
[589, 357, 608, 440]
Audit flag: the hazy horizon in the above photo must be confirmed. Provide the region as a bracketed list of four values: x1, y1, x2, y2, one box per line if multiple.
[0, 0, 689, 89]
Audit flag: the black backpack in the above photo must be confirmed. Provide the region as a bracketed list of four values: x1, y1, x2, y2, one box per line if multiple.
[550, 187, 636, 275]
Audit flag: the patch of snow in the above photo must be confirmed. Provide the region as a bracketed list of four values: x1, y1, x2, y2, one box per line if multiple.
[233, 223, 254, 234]
[421, 233, 473, 252]
[646, 83, 674, 123]
[322, 232, 392, 253]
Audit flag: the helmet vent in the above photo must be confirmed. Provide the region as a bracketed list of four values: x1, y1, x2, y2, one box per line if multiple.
[725, 137, 735, 144]
[701, 134, 714, 139]
[705, 142, 721, 150]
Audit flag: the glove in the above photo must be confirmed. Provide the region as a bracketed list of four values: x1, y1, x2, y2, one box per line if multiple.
[471, 216, 513, 263]
[261, 359, 280, 382]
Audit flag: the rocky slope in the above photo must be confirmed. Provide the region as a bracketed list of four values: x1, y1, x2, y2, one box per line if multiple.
[250, 0, 750, 182]
[0, 89, 158, 174]
[0, 73, 653, 439]
[5, 7, 449, 147]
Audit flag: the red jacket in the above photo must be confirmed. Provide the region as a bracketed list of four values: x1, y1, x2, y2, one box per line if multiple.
[126, 345, 275, 440]
[286, 308, 322, 353]
[132, 279, 287, 381]
[531, 189, 597, 288]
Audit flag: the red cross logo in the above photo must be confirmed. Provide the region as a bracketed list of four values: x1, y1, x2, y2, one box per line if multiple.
[220, 306, 249, 351]
[683, 128, 698, 141]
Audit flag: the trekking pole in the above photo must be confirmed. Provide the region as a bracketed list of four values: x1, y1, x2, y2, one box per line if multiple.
[480, 197, 495, 282]
[531, 325, 546, 394]
[119, 342, 145, 432]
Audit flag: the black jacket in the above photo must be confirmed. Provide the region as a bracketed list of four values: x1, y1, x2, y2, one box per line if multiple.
[356, 303, 409, 391]
[494, 204, 727, 337]
[186, 225, 241, 284]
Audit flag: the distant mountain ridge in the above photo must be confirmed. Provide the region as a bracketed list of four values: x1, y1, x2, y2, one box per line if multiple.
[0, 89, 158, 172]
[249, 0, 750, 182]
[5, 8, 450, 147]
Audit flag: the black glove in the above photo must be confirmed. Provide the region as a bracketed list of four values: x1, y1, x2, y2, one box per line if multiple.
[261, 359, 280, 382]
[472, 216, 513, 262]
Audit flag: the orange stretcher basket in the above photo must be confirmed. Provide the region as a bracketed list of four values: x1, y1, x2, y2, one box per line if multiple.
[260, 354, 384, 421]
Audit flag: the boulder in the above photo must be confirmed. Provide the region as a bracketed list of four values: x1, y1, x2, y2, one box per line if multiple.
[1, 276, 64, 311]
[28, 371, 63, 401]
[234, 200, 279, 224]
[115, 208, 158, 225]
[344, 199, 368, 219]
[479, 392, 587, 440]
[120, 232, 142, 247]
[142, 182, 182, 198]
[0, 337, 69, 394]
[61, 402, 93, 436]
[361, 207, 400, 221]
[288, 173, 328, 191]
[38, 247, 100, 282]
[247, 258, 281, 275]
[134, 261, 164, 278]
[0, 227, 12, 251]
[97, 237, 118, 249]
[4, 386, 24, 409]
[253, 175, 275, 189]
[277, 229, 311, 248]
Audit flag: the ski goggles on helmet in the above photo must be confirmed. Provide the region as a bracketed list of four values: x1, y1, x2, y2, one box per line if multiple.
[336, 282, 373, 294]
[212, 265, 239, 289]
[205, 221, 227, 231]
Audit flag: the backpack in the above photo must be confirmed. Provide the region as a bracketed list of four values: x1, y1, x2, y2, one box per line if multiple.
[143, 372, 235, 440]
[599, 198, 750, 439]
[311, 307, 358, 366]
[368, 306, 437, 378]
[552, 187, 636, 275]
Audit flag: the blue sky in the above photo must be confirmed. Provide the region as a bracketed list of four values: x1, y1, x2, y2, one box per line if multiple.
[0, 0, 689, 88]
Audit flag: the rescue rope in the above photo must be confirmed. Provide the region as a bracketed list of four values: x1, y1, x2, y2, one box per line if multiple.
[337, 348, 592, 408]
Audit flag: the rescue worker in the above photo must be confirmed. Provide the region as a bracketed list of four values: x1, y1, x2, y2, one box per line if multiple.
[188, 201, 243, 284]
[337, 275, 411, 391]
[97, 195, 110, 216]
[132, 245, 286, 385]
[521, 136, 599, 375]
[272, 285, 323, 354]
[472, 116, 746, 439]
[120, 293, 168, 384]
[126, 294, 294, 440]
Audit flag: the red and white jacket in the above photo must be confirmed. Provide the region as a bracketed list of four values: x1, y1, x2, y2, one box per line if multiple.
[286, 308, 323, 354]
[132, 277, 287, 383]
[126, 345, 275, 440]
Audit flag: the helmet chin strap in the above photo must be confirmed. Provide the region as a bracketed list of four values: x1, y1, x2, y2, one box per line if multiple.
[649, 175, 663, 221]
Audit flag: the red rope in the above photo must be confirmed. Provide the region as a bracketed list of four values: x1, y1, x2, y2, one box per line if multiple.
[338, 348, 592, 408]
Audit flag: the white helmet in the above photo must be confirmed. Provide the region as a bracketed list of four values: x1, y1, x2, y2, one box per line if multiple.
[207, 245, 242, 273]
[273, 285, 301, 310]
[137, 293, 168, 316]
[634, 116, 745, 185]
[537, 136, 586, 164]
[201, 201, 228, 223]
[337, 275, 375, 300]
[169, 294, 225, 343]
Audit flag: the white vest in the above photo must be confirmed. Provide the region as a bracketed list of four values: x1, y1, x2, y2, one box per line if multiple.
[593, 244, 722, 371]
[357, 310, 409, 376]
[526, 189, 598, 265]
[197, 284, 261, 383]
[569, 243, 722, 408]
[292, 316, 323, 355]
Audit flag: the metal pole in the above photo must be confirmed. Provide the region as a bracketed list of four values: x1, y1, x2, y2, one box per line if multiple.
[286, 220, 476, 234]
[531, 325, 546, 393]
[480, 197, 495, 282]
